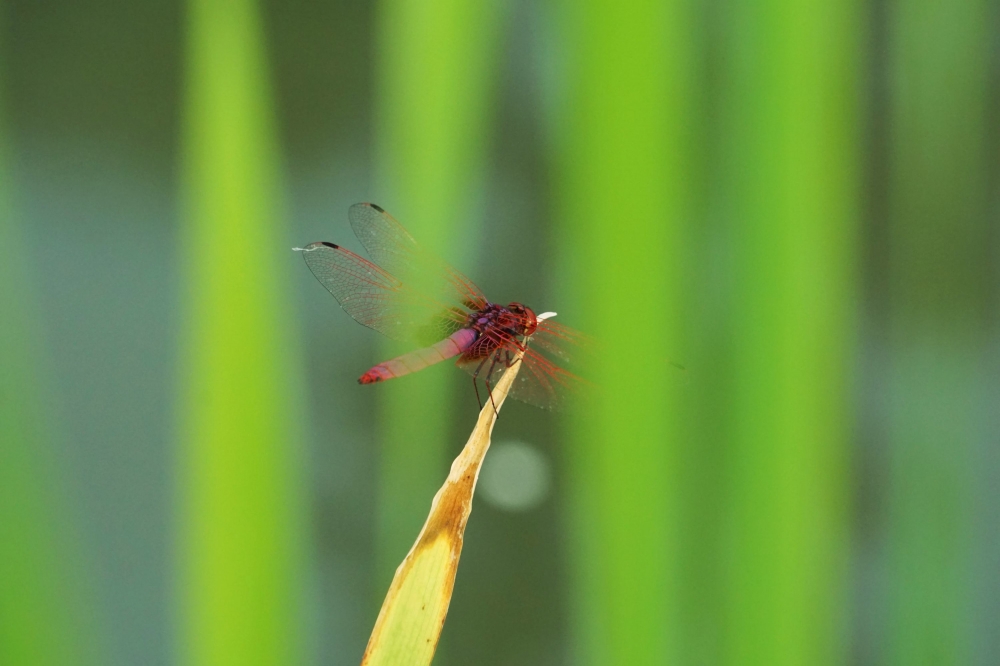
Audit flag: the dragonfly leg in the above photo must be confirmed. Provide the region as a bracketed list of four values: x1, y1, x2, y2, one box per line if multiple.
[470, 355, 490, 410]
[483, 352, 502, 418]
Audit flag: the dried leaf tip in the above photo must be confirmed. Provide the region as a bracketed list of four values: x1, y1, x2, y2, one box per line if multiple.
[359, 354, 524, 666]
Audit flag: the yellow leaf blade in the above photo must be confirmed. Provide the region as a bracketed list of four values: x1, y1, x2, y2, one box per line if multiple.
[361, 355, 523, 666]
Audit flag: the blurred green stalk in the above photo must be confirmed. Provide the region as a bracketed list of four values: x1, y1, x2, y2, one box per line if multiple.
[557, 1, 694, 663]
[372, 0, 503, 594]
[178, 1, 305, 665]
[720, 2, 859, 664]
[0, 53, 99, 666]
[886, 0, 989, 663]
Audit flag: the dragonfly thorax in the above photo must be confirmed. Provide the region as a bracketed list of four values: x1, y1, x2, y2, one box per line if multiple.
[468, 302, 538, 339]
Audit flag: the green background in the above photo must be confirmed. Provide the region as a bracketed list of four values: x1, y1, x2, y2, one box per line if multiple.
[1, 0, 996, 664]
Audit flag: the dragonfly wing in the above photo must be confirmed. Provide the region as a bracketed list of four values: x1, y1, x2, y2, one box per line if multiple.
[535, 319, 685, 377]
[512, 321, 590, 409]
[513, 347, 583, 410]
[530, 319, 593, 366]
[298, 242, 468, 343]
[349, 203, 488, 310]
[455, 329, 585, 411]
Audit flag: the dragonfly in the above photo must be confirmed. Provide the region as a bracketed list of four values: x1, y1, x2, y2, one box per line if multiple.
[295, 203, 585, 410]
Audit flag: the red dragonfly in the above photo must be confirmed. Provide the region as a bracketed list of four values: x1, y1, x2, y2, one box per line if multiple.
[296, 203, 584, 410]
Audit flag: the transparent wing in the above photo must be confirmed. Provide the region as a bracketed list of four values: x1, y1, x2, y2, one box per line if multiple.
[530, 318, 594, 367]
[455, 325, 588, 411]
[298, 241, 469, 343]
[536, 319, 686, 378]
[349, 203, 487, 310]
[514, 346, 586, 410]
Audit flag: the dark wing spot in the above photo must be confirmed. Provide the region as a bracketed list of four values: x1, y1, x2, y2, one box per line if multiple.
[321, 242, 339, 249]
[370, 203, 385, 213]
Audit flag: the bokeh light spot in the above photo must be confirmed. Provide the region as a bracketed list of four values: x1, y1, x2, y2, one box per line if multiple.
[479, 441, 551, 512]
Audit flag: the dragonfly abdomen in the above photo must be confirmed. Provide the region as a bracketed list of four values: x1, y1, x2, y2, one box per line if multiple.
[359, 328, 478, 384]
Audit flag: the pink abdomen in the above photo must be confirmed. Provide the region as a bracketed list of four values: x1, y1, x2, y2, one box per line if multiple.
[359, 328, 477, 384]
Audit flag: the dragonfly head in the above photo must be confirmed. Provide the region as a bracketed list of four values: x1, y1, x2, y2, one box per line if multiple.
[505, 302, 538, 337]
